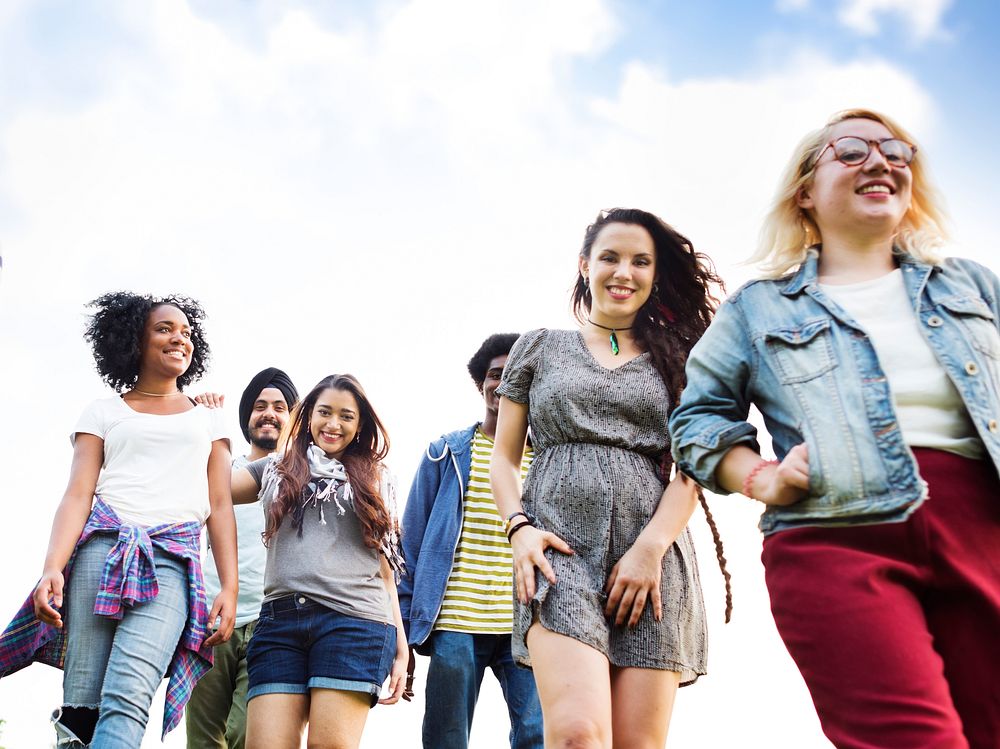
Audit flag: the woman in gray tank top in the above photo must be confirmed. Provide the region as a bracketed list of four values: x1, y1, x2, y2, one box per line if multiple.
[230, 374, 408, 749]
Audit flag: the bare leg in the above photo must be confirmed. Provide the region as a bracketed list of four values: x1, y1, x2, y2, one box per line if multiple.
[610, 667, 680, 749]
[305, 688, 372, 749]
[246, 693, 308, 749]
[526, 622, 612, 749]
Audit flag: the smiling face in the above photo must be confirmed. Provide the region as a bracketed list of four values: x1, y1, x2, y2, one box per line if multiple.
[139, 304, 193, 381]
[798, 117, 913, 244]
[309, 387, 360, 460]
[579, 222, 656, 324]
[248, 386, 290, 451]
[480, 354, 508, 417]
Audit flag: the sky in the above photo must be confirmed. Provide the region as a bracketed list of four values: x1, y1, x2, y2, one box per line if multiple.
[0, 0, 997, 746]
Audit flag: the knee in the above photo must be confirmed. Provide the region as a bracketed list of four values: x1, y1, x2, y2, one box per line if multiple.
[548, 716, 606, 749]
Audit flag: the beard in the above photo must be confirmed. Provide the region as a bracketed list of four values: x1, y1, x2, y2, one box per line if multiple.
[249, 420, 280, 451]
[250, 434, 278, 451]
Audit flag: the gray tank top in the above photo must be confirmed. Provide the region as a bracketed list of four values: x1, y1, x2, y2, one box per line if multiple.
[246, 457, 392, 624]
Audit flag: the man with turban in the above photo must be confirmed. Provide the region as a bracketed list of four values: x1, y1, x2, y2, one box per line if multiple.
[187, 368, 299, 749]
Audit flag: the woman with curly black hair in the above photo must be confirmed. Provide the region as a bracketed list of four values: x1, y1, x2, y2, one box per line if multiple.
[490, 208, 726, 748]
[228, 374, 408, 749]
[0, 291, 238, 748]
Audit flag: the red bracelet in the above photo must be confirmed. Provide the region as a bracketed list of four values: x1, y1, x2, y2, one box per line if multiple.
[742, 459, 778, 500]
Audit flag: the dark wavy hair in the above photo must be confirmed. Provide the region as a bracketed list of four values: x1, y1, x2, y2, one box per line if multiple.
[467, 333, 520, 390]
[83, 291, 210, 392]
[264, 374, 395, 549]
[572, 208, 733, 621]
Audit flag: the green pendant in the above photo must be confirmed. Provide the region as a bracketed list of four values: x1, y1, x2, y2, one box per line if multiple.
[610, 330, 620, 355]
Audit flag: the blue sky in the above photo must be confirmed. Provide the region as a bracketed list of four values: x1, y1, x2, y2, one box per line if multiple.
[0, 2, 996, 747]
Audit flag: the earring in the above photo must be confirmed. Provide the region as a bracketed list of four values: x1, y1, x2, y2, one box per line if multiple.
[583, 275, 589, 287]
[653, 282, 660, 295]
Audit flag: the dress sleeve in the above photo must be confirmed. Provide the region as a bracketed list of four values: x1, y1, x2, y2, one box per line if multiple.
[495, 328, 548, 404]
[70, 399, 107, 445]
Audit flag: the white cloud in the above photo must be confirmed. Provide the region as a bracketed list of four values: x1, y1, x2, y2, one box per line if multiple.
[837, 0, 952, 40]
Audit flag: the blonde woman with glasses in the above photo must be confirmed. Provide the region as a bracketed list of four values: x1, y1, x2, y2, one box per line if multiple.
[670, 109, 1000, 749]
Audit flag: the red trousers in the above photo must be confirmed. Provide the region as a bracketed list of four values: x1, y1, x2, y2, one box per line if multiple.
[762, 448, 1000, 749]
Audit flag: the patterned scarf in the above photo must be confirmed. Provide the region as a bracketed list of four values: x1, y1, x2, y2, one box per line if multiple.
[259, 444, 406, 579]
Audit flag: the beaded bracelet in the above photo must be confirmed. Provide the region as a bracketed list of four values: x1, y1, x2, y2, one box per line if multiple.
[743, 459, 778, 500]
[506, 521, 534, 542]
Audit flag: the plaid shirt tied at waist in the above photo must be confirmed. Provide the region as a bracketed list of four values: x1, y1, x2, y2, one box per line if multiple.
[0, 497, 214, 738]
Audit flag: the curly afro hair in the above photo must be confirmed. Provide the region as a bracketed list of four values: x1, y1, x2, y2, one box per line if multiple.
[84, 291, 211, 392]
[466, 333, 520, 391]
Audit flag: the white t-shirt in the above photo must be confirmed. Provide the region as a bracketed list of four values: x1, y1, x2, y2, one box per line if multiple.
[202, 454, 266, 627]
[820, 269, 984, 459]
[72, 396, 231, 526]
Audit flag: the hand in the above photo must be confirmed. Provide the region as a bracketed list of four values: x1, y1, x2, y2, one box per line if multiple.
[203, 588, 237, 646]
[755, 444, 810, 506]
[194, 392, 225, 409]
[33, 570, 65, 627]
[401, 646, 416, 702]
[510, 525, 574, 604]
[604, 538, 664, 627]
[379, 642, 410, 705]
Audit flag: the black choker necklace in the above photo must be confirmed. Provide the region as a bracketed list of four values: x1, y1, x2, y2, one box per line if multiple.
[588, 319, 633, 356]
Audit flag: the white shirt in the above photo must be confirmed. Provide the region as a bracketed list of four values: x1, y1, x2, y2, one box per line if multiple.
[72, 396, 230, 526]
[820, 269, 983, 459]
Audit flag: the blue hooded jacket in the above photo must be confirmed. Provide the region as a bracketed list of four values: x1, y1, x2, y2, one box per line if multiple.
[398, 424, 476, 650]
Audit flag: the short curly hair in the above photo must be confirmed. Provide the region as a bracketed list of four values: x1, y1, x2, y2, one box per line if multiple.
[467, 333, 520, 390]
[84, 291, 211, 392]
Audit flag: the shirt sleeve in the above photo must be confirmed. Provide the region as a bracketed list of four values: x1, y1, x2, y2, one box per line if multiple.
[245, 456, 270, 487]
[70, 399, 108, 445]
[494, 328, 548, 404]
[206, 405, 231, 445]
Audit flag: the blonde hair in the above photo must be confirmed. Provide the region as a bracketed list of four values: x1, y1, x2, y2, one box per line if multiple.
[751, 108, 950, 278]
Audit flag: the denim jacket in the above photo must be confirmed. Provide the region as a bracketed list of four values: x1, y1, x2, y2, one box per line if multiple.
[670, 249, 1000, 535]
[398, 424, 476, 650]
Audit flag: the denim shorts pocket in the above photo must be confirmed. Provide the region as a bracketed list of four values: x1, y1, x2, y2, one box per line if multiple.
[764, 319, 838, 384]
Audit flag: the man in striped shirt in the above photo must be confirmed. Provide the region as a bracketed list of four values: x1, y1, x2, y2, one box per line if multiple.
[400, 334, 543, 749]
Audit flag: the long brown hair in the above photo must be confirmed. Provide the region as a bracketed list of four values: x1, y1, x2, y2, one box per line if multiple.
[263, 374, 394, 549]
[572, 208, 733, 621]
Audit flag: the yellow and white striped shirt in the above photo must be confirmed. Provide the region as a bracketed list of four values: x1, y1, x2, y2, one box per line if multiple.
[434, 428, 533, 634]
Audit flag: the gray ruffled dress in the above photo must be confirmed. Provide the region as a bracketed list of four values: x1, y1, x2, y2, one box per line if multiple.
[495, 328, 707, 684]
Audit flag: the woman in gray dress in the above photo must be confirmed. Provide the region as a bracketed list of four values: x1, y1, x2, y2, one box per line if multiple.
[491, 208, 727, 748]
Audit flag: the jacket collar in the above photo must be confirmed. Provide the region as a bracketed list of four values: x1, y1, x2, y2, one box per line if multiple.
[442, 423, 479, 456]
[780, 246, 938, 297]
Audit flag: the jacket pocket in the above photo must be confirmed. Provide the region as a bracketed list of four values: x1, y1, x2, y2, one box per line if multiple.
[939, 295, 1000, 360]
[763, 319, 838, 384]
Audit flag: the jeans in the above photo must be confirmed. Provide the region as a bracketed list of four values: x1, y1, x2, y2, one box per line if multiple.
[63, 534, 189, 748]
[423, 630, 543, 749]
[185, 620, 255, 749]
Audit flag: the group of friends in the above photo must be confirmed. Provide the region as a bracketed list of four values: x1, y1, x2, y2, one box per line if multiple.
[0, 106, 998, 749]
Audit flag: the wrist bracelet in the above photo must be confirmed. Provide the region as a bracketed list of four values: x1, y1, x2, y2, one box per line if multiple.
[504, 511, 533, 533]
[506, 521, 534, 541]
[742, 459, 778, 500]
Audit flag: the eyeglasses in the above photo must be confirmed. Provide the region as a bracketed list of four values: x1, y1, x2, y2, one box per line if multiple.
[815, 136, 916, 169]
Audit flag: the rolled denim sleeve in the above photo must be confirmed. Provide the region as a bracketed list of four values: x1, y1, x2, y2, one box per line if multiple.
[670, 296, 761, 494]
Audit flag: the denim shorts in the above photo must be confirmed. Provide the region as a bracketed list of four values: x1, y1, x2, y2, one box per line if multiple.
[246, 594, 396, 706]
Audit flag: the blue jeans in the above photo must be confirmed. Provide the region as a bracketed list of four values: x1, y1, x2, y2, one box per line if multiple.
[63, 534, 189, 748]
[423, 630, 543, 749]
